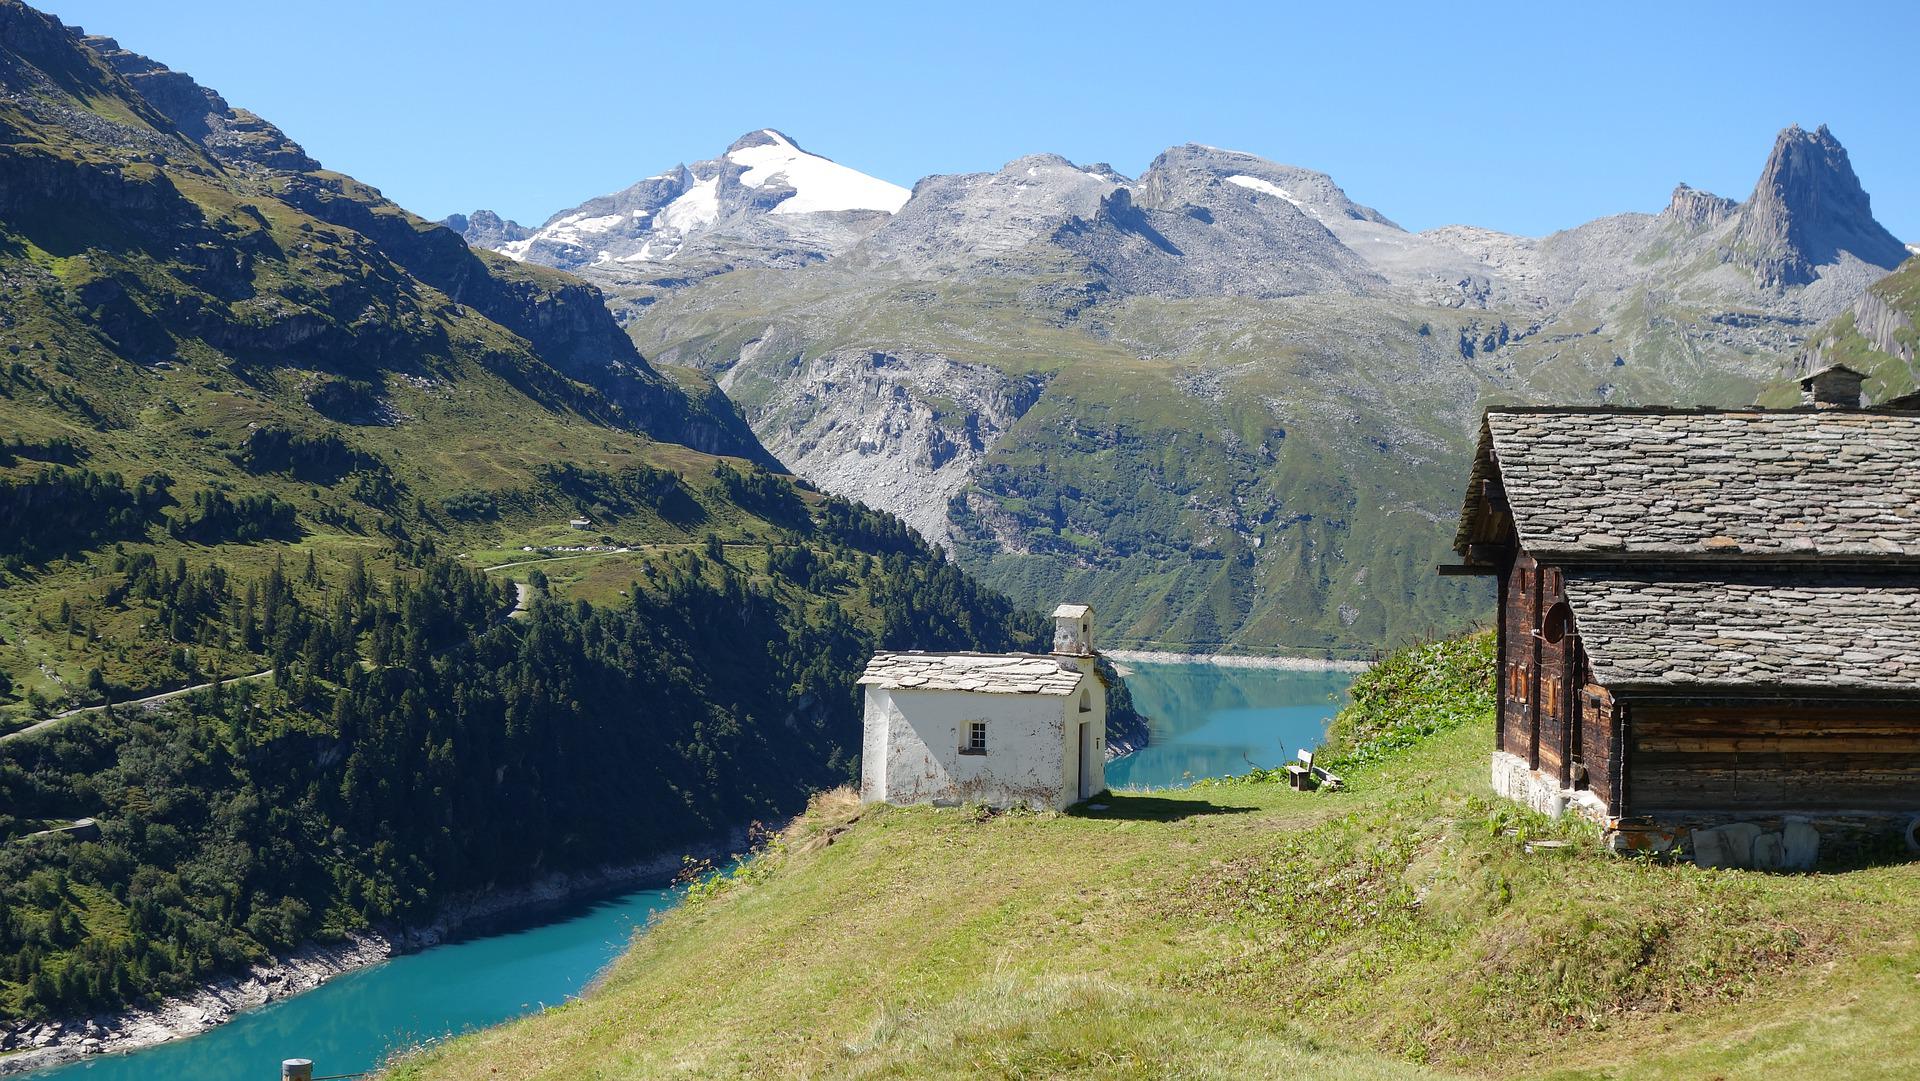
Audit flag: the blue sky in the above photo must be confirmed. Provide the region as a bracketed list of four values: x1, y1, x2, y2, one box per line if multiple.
[46, 1, 1920, 239]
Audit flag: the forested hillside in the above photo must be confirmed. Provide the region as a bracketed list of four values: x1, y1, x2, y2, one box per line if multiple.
[0, 496, 1047, 1021]
[0, 1, 1069, 1026]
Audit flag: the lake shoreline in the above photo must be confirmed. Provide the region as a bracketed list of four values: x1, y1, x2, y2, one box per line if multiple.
[1104, 649, 1372, 674]
[0, 829, 749, 1077]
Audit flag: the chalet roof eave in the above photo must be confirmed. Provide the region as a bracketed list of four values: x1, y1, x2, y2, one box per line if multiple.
[1449, 416, 1501, 558]
[1522, 551, 1920, 571]
[1480, 402, 1920, 418]
[1603, 682, 1920, 704]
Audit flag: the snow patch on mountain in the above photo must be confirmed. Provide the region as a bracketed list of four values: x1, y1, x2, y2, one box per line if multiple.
[727, 129, 909, 215]
[1226, 174, 1306, 210]
[657, 175, 721, 234]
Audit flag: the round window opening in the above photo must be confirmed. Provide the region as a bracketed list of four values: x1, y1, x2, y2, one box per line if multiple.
[1541, 600, 1574, 645]
[1906, 815, 1920, 855]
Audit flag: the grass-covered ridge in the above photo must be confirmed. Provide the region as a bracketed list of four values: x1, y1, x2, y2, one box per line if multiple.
[0, 5, 1062, 1029]
[386, 633, 1920, 1080]
[1319, 631, 1495, 767]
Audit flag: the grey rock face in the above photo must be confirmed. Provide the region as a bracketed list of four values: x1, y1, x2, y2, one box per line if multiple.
[859, 154, 1123, 270]
[77, 34, 317, 170]
[718, 344, 1045, 544]
[1661, 183, 1737, 230]
[1052, 144, 1386, 298]
[1731, 124, 1908, 289]
[443, 209, 530, 250]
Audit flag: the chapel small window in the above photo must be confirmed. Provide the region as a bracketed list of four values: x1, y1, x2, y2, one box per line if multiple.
[968, 722, 987, 752]
[1078, 688, 1092, 713]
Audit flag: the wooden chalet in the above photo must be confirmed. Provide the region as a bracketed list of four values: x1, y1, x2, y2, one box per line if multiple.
[1446, 366, 1920, 863]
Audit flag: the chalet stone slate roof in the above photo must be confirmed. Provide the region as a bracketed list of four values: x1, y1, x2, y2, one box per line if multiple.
[858, 652, 1084, 695]
[1563, 571, 1920, 692]
[1472, 409, 1920, 561]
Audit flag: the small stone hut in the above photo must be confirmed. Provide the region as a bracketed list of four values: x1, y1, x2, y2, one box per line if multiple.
[858, 604, 1107, 811]
[1444, 366, 1920, 865]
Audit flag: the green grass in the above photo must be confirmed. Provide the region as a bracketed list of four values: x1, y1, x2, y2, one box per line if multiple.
[381, 636, 1920, 1080]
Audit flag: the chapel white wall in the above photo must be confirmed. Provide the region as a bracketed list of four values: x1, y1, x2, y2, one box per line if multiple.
[1060, 662, 1106, 800]
[862, 683, 1080, 810]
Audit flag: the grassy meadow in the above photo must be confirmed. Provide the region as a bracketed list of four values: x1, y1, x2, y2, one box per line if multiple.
[383, 635, 1920, 1080]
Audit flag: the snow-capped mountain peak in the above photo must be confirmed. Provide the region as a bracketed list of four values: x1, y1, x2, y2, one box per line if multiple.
[454, 130, 906, 274]
[725, 129, 910, 216]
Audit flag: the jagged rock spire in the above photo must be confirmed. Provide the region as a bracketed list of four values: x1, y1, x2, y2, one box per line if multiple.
[1730, 124, 1906, 288]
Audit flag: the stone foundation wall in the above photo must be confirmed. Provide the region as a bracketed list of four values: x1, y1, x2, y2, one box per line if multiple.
[1608, 810, 1920, 869]
[1488, 752, 1920, 869]
[1489, 751, 1608, 825]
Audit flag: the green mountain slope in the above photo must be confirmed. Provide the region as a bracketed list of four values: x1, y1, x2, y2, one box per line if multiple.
[1785, 254, 1920, 402]
[386, 635, 1920, 1081]
[0, 0, 781, 722]
[637, 273, 1789, 657]
[0, 1, 1074, 1030]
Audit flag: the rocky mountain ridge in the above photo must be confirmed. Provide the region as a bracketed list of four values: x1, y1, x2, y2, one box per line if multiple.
[1732, 123, 1908, 289]
[466, 124, 1907, 654]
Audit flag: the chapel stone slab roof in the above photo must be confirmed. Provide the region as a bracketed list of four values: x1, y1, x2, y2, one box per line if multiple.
[1464, 408, 1920, 561]
[1563, 570, 1920, 693]
[858, 652, 1085, 695]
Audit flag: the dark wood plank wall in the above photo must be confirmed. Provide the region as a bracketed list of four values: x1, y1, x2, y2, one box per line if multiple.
[1500, 549, 1587, 787]
[1494, 566, 1509, 753]
[1501, 550, 1539, 762]
[1627, 703, 1920, 812]
[1475, 459, 1920, 823]
[1535, 563, 1567, 781]
[1579, 681, 1615, 801]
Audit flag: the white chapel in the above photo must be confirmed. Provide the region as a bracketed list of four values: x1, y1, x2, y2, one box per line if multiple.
[858, 604, 1107, 811]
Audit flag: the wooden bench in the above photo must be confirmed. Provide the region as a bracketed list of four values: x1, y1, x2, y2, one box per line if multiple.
[1285, 749, 1344, 792]
[1286, 749, 1315, 791]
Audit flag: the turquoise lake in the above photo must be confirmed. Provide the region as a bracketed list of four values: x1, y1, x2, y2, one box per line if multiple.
[1105, 661, 1354, 790]
[29, 887, 673, 1081]
[25, 661, 1346, 1079]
